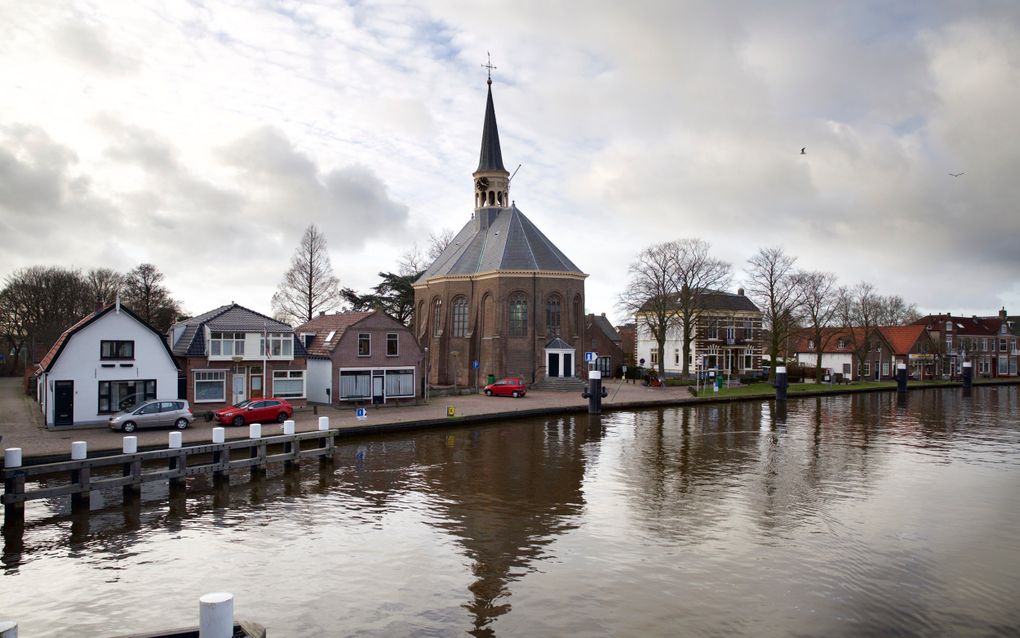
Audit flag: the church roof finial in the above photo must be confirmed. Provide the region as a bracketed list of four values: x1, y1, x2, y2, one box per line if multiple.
[482, 51, 496, 85]
[476, 53, 506, 173]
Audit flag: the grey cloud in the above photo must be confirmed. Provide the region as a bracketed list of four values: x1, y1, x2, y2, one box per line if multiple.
[53, 20, 137, 75]
[0, 125, 85, 215]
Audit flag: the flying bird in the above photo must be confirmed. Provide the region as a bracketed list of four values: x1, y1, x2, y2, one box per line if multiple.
[949, 172, 965, 177]
[800, 147, 806, 155]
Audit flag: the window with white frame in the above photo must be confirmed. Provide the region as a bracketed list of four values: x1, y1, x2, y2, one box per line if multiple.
[743, 349, 754, 370]
[387, 333, 398, 356]
[707, 320, 718, 339]
[861, 362, 871, 377]
[272, 370, 305, 398]
[945, 321, 953, 332]
[340, 371, 371, 399]
[261, 333, 293, 358]
[650, 348, 658, 366]
[210, 332, 245, 357]
[675, 349, 680, 366]
[195, 370, 226, 402]
[725, 323, 735, 341]
[358, 333, 370, 357]
[385, 369, 415, 397]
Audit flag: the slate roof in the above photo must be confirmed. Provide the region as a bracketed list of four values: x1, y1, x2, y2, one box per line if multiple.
[170, 303, 306, 358]
[912, 314, 1000, 336]
[638, 289, 760, 314]
[294, 311, 375, 359]
[416, 204, 583, 282]
[545, 337, 573, 349]
[476, 83, 506, 173]
[587, 314, 622, 344]
[38, 303, 179, 373]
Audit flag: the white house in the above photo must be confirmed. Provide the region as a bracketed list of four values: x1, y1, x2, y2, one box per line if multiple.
[36, 302, 180, 427]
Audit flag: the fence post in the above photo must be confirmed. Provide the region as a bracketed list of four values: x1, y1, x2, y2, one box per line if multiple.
[775, 366, 788, 402]
[168, 431, 187, 489]
[70, 441, 90, 512]
[283, 420, 297, 470]
[2, 448, 25, 530]
[212, 427, 229, 486]
[199, 592, 234, 638]
[962, 361, 973, 389]
[122, 436, 141, 500]
[249, 424, 264, 479]
[318, 416, 334, 465]
[896, 363, 908, 393]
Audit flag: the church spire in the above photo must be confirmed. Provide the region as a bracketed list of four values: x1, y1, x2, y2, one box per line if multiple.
[473, 55, 510, 211]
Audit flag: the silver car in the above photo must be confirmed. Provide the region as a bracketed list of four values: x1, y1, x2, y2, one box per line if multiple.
[109, 400, 193, 433]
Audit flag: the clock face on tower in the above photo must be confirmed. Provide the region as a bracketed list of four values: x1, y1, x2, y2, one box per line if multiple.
[475, 177, 489, 191]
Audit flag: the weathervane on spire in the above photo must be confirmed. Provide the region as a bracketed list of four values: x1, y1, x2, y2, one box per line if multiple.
[482, 52, 496, 84]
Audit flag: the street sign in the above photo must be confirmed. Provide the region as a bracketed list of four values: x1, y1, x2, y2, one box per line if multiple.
[472, 359, 480, 369]
[585, 351, 597, 362]
[355, 407, 367, 420]
[447, 406, 456, 418]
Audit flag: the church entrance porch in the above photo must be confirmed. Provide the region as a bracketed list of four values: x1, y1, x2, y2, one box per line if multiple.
[545, 338, 575, 379]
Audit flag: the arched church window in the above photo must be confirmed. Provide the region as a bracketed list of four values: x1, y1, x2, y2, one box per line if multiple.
[497, 191, 503, 206]
[451, 297, 468, 337]
[432, 299, 443, 337]
[546, 295, 562, 336]
[573, 295, 582, 337]
[488, 191, 495, 206]
[417, 301, 425, 337]
[509, 293, 528, 337]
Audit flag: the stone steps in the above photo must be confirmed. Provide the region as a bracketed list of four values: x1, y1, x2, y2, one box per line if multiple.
[533, 377, 587, 392]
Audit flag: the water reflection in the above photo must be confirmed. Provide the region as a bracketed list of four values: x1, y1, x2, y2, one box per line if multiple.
[2, 388, 1019, 637]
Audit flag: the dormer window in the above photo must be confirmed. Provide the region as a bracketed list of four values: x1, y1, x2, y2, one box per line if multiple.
[837, 339, 846, 349]
[945, 321, 953, 332]
[808, 340, 815, 350]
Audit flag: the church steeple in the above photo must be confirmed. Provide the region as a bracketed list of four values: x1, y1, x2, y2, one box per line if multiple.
[473, 60, 510, 212]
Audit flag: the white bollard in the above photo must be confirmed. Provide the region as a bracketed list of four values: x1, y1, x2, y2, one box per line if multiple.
[318, 416, 330, 431]
[0, 620, 18, 638]
[169, 431, 183, 449]
[198, 592, 234, 638]
[122, 436, 138, 454]
[212, 427, 225, 444]
[249, 423, 261, 439]
[283, 419, 295, 435]
[71, 441, 87, 461]
[4, 448, 22, 469]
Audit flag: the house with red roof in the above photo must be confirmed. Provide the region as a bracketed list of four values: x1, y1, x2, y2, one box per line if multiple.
[792, 327, 896, 381]
[878, 325, 938, 379]
[36, 301, 180, 427]
[912, 310, 1018, 378]
[295, 310, 423, 405]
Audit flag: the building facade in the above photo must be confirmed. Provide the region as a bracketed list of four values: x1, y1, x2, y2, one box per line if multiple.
[913, 310, 1018, 378]
[296, 310, 422, 405]
[169, 304, 308, 411]
[36, 302, 180, 427]
[634, 289, 763, 377]
[414, 79, 587, 386]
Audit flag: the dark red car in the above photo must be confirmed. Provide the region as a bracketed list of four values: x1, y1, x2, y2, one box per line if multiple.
[214, 398, 294, 426]
[483, 377, 527, 398]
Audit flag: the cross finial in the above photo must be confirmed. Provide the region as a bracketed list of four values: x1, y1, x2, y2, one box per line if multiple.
[482, 51, 496, 85]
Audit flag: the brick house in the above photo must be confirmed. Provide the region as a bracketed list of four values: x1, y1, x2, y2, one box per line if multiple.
[879, 325, 938, 379]
[615, 322, 636, 366]
[168, 304, 308, 412]
[912, 310, 1018, 378]
[295, 310, 423, 405]
[585, 313, 625, 377]
[793, 327, 899, 380]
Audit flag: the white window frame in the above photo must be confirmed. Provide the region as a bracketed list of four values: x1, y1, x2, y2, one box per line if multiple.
[339, 370, 372, 400]
[261, 333, 294, 359]
[272, 370, 305, 399]
[384, 368, 415, 398]
[209, 332, 245, 358]
[194, 369, 227, 403]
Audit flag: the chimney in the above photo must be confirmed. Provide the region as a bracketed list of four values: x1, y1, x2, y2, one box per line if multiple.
[319, 311, 326, 317]
[999, 307, 1007, 320]
[737, 287, 745, 296]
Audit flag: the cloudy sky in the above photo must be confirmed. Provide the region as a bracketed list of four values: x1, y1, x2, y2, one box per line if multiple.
[2, 1, 1019, 323]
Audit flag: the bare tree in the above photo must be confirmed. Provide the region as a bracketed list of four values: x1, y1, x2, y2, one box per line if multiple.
[837, 281, 883, 378]
[85, 268, 124, 305]
[796, 270, 840, 380]
[399, 228, 457, 277]
[671, 238, 731, 377]
[122, 264, 183, 332]
[427, 229, 455, 260]
[874, 294, 920, 326]
[271, 224, 344, 325]
[0, 266, 92, 369]
[745, 246, 803, 381]
[618, 241, 682, 378]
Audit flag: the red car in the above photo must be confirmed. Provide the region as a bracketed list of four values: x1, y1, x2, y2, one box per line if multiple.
[214, 398, 294, 426]
[483, 377, 527, 398]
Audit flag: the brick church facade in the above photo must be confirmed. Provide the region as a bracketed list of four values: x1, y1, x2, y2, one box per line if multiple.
[414, 79, 587, 386]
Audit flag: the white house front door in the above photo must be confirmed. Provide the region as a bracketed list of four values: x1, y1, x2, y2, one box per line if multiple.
[232, 370, 246, 404]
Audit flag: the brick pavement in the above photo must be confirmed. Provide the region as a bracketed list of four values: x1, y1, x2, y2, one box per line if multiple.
[0, 377, 696, 462]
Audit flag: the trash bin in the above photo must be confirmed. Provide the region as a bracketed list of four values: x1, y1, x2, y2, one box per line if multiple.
[487, 374, 495, 385]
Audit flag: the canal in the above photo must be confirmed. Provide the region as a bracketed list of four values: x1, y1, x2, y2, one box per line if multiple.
[2, 387, 1019, 637]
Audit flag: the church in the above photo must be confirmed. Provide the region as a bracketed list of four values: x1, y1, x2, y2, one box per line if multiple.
[414, 76, 588, 387]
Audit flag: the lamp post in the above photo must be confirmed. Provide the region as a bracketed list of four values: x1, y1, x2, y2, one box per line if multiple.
[423, 346, 430, 405]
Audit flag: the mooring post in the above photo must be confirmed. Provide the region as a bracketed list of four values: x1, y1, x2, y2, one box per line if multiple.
[70, 441, 90, 513]
[3, 448, 25, 531]
[283, 419, 297, 469]
[581, 370, 609, 414]
[896, 363, 908, 393]
[168, 431, 187, 489]
[121, 436, 141, 500]
[318, 416, 334, 465]
[212, 427, 229, 486]
[0, 619, 18, 638]
[199, 591, 234, 638]
[962, 361, 973, 389]
[249, 424, 264, 479]
[775, 366, 788, 402]
[318, 416, 330, 431]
